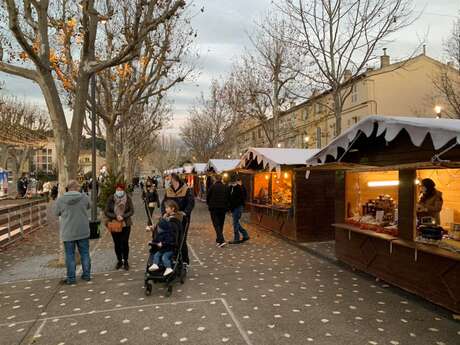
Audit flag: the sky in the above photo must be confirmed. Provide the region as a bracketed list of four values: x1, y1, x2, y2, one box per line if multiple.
[0, 0, 459, 136]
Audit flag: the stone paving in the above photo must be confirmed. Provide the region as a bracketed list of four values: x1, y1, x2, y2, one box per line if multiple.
[0, 190, 459, 345]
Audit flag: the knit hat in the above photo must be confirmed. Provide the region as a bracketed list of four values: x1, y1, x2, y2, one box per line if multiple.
[115, 183, 126, 190]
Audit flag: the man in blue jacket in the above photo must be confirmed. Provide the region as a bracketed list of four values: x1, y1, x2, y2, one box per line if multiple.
[54, 180, 91, 284]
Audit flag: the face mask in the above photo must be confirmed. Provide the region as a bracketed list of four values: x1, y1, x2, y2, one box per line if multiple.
[421, 186, 427, 193]
[115, 191, 125, 197]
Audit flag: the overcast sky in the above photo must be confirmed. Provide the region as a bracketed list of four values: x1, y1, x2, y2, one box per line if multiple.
[1, 0, 459, 136]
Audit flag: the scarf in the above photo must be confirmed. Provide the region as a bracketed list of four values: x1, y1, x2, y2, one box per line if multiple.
[114, 193, 128, 218]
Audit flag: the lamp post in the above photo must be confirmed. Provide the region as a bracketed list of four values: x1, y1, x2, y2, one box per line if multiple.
[303, 135, 310, 148]
[89, 73, 100, 238]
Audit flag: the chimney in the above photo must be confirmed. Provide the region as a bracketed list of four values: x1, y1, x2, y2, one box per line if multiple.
[422, 44, 426, 55]
[343, 69, 352, 82]
[380, 48, 390, 68]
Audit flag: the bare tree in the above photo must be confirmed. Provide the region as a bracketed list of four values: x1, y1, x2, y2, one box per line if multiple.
[87, 10, 194, 174]
[282, 0, 416, 135]
[117, 98, 170, 182]
[181, 80, 235, 162]
[223, 14, 302, 146]
[0, 95, 50, 188]
[433, 17, 460, 118]
[0, 0, 186, 192]
[150, 134, 184, 175]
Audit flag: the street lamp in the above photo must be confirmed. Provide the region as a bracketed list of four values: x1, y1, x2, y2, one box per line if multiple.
[434, 105, 442, 119]
[277, 143, 282, 148]
[304, 135, 310, 148]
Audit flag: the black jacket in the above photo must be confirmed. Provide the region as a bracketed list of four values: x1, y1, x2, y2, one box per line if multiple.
[207, 181, 229, 210]
[228, 184, 246, 211]
[161, 183, 195, 217]
[105, 194, 135, 226]
[144, 190, 160, 206]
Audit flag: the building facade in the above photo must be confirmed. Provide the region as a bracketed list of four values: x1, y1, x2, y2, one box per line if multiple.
[229, 51, 456, 156]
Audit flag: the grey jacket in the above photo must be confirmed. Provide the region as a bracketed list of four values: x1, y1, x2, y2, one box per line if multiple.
[54, 191, 91, 242]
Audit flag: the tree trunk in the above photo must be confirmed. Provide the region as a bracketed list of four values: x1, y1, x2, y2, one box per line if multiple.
[273, 78, 280, 146]
[333, 91, 343, 136]
[105, 122, 117, 174]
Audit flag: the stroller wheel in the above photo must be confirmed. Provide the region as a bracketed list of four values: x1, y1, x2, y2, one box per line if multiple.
[145, 282, 152, 296]
[165, 285, 173, 297]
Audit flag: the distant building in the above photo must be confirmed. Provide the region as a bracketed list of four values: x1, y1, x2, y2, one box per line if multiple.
[229, 51, 458, 156]
[78, 150, 106, 176]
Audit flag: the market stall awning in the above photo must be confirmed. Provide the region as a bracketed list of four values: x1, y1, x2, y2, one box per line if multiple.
[239, 147, 320, 173]
[306, 116, 460, 165]
[193, 163, 207, 174]
[206, 159, 240, 174]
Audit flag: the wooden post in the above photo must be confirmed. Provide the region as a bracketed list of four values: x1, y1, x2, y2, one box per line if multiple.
[398, 169, 416, 241]
[335, 171, 346, 224]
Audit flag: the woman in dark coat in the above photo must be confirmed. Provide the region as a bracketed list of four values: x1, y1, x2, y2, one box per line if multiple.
[105, 183, 134, 270]
[144, 185, 160, 228]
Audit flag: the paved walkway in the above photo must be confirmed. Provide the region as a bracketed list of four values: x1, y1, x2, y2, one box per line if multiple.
[0, 191, 459, 345]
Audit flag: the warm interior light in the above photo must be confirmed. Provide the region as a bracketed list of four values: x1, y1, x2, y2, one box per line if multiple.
[265, 174, 270, 180]
[367, 180, 399, 187]
[415, 179, 420, 185]
[284, 172, 289, 179]
[223, 173, 229, 178]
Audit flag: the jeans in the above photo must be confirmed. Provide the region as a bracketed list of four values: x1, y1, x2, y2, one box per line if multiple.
[210, 208, 226, 243]
[64, 238, 91, 283]
[153, 251, 174, 268]
[232, 206, 249, 241]
[111, 226, 131, 263]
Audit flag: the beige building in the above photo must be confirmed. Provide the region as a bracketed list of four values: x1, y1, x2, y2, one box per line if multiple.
[78, 150, 106, 176]
[230, 50, 456, 156]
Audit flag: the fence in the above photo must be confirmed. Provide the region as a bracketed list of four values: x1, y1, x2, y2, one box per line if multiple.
[0, 199, 48, 248]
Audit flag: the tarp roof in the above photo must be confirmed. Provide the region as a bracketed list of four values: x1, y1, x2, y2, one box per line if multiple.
[239, 147, 320, 173]
[206, 159, 240, 173]
[306, 115, 460, 164]
[193, 163, 207, 174]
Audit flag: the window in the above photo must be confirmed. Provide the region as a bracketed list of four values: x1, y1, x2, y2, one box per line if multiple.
[351, 84, 358, 103]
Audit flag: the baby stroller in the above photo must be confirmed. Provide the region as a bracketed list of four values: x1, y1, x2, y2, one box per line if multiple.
[144, 215, 187, 297]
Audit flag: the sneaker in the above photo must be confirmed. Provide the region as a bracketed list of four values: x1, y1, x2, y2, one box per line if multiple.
[218, 242, 227, 248]
[241, 237, 250, 242]
[229, 240, 242, 244]
[148, 263, 159, 272]
[81, 276, 91, 282]
[123, 262, 130, 271]
[115, 261, 123, 270]
[59, 279, 76, 285]
[163, 268, 174, 276]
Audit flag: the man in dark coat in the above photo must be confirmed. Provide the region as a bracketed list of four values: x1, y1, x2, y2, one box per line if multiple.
[228, 177, 249, 244]
[17, 173, 28, 197]
[161, 173, 195, 264]
[207, 175, 228, 247]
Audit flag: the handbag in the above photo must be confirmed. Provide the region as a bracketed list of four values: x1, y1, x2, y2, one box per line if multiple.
[107, 220, 123, 233]
[148, 202, 156, 208]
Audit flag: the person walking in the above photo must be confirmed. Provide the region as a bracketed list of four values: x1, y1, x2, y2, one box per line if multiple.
[17, 173, 28, 198]
[207, 175, 228, 247]
[228, 177, 250, 244]
[42, 180, 52, 202]
[144, 184, 160, 229]
[161, 173, 195, 265]
[54, 180, 91, 285]
[105, 183, 134, 270]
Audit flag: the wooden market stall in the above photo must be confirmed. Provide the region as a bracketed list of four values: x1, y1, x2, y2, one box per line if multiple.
[237, 148, 337, 242]
[182, 163, 207, 198]
[306, 115, 460, 314]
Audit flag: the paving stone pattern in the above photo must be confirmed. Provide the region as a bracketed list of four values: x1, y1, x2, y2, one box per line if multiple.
[0, 190, 459, 345]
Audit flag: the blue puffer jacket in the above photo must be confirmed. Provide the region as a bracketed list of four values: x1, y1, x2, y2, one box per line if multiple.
[153, 218, 177, 252]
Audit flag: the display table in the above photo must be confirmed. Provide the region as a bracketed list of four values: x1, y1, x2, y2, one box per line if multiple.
[334, 223, 460, 314]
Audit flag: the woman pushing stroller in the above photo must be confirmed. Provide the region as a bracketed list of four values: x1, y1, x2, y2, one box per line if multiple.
[148, 200, 183, 276]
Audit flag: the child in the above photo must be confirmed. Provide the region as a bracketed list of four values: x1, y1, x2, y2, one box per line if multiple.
[148, 200, 182, 276]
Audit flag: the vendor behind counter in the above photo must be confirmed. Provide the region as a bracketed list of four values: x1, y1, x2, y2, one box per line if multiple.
[416, 178, 443, 225]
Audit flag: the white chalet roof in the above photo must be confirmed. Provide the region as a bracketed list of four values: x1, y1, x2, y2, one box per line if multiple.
[206, 159, 240, 174]
[306, 115, 460, 164]
[193, 163, 207, 174]
[239, 147, 320, 173]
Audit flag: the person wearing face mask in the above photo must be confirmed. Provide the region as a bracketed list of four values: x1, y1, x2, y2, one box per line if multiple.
[416, 178, 443, 225]
[105, 183, 135, 270]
